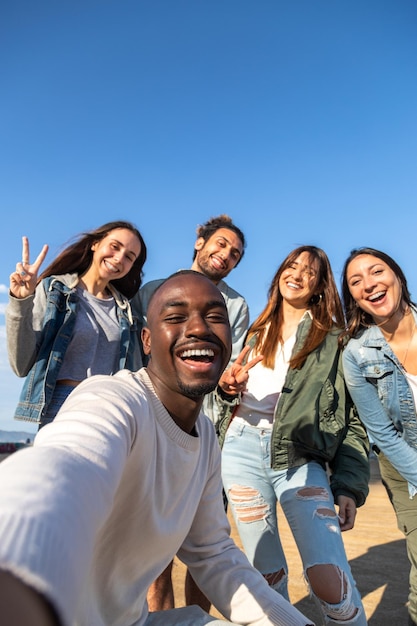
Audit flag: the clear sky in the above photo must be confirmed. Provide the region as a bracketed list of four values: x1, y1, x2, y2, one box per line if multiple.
[1, 0, 416, 432]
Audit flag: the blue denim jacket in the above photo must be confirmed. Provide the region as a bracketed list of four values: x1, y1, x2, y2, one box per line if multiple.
[343, 308, 417, 496]
[12, 275, 141, 423]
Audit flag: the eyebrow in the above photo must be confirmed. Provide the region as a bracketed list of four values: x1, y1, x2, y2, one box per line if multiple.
[348, 263, 383, 279]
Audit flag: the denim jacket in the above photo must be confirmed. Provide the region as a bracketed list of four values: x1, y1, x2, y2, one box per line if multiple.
[217, 316, 370, 507]
[343, 307, 417, 496]
[6, 274, 142, 423]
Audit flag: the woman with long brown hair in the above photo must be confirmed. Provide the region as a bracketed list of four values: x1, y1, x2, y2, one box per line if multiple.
[342, 246, 417, 626]
[7, 220, 146, 428]
[217, 245, 369, 625]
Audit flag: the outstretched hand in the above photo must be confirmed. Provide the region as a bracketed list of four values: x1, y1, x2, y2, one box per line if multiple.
[219, 344, 263, 395]
[10, 236, 49, 299]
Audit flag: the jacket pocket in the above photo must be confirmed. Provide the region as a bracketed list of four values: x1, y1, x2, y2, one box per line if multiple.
[316, 378, 346, 459]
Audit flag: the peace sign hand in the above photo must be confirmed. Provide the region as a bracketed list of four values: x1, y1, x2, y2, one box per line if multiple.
[10, 236, 49, 299]
[219, 344, 263, 396]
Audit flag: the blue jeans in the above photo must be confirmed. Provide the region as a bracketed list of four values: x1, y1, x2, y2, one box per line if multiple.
[39, 384, 75, 430]
[145, 605, 239, 625]
[221, 421, 366, 625]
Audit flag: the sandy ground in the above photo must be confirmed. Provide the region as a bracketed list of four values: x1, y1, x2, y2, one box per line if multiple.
[171, 457, 410, 625]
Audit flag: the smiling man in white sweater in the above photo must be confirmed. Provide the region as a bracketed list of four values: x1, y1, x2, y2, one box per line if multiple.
[0, 271, 314, 626]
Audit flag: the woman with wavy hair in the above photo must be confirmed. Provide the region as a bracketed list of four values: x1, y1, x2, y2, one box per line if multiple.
[217, 245, 369, 625]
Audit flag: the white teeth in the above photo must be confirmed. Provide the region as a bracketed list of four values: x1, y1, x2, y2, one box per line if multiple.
[287, 282, 300, 289]
[180, 349, 214, 358]
[104, 261, 118, 272]
[368, 291, 385, 301]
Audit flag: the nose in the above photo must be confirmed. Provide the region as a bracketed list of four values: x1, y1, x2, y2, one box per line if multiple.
[292, 267, 304, 281]
[362, 274, 376, 291]
[185, 312, 211, 337]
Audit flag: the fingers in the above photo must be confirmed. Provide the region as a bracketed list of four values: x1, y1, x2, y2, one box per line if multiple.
[244, 354, 264, 372]
[33, 244, 49, 272]
[20, 236, 49, 272]
[10, 237, 48, 299]
[21, 236, 29, 265]
[234, 345, 252, 366]
[235, 345, 263, 372]
[337, 496, 356, 532]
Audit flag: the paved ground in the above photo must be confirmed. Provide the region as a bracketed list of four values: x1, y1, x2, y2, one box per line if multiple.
[172, 457, 411, 625]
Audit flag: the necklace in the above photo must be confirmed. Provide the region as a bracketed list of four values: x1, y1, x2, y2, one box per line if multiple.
[401, 323, 416, 369]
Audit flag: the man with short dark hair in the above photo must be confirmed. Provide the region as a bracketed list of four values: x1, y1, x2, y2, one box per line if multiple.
[137, 214, 249, 373]
[0, 272, 313, 626]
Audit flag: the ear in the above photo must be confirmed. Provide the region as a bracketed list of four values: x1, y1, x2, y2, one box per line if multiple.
[141, 327, 151, 355]
[194, 237, 205, 253]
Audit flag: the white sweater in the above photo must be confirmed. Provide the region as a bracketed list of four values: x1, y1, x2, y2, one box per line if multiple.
[0, 369, 312, 626]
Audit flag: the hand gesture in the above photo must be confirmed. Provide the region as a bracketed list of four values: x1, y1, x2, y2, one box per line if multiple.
[10, 236, 49, 299]
[219, 345, 263, 395]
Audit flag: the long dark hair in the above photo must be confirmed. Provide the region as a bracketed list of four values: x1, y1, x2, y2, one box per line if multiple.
[341, 247, 414, 340]
[38, 220, 147, 299]
[248, 245, 344, 369]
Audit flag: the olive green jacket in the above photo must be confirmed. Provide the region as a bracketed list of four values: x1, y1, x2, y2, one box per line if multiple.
[216, 316, 370, 507]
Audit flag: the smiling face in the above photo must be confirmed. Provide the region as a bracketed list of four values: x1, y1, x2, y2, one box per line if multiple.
[91, 228, 141, 281]
[278, 251, 320, 309]
[192, 228, 243, 284]
[142, 272, 232, 423]
[346, 254, 403, 324]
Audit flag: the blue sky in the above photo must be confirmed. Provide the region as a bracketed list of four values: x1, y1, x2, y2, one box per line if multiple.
[1, 0, 416, 432]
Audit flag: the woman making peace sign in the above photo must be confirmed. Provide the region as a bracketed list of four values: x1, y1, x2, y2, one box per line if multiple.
[216, 245, 369, 626]
[7, 220, 146, 429]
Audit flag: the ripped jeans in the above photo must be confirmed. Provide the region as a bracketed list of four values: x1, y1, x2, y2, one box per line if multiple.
[221, 421, 367, 625]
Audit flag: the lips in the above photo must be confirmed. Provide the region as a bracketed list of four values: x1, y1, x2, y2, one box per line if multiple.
[104, 260, 119, 273]
[368, 291, 386, 303]
[210, 255, 226, 271]
[286, 281, 301, 290]
[179, 348, 215, 363]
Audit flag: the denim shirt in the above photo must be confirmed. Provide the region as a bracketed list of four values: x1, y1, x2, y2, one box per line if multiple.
[12, 275, 141, 423]
[343, 308, 417, 496]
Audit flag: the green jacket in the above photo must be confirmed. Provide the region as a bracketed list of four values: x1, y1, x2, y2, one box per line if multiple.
[217, 316, 370, 507]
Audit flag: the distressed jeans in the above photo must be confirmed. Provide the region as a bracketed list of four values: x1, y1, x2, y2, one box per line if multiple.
[221, 421, 366, 625]
[145, 605, 239, 625]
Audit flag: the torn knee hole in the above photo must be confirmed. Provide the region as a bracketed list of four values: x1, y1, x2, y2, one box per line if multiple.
[228, 484, 269, 523]
[307, 565, 358, 620]
[307, 564, 347, 603]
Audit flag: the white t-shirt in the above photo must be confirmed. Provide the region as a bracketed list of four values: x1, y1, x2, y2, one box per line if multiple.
[235, 332, 297, 428]
[405, 371, 417, 415]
